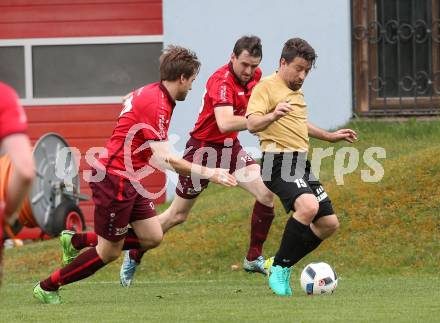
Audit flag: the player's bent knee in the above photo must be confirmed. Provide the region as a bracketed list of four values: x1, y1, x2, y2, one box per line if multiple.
[297, 203, 319, 221]
[100, 249, 122, 263]
[294, 194, 319, 221]
[174, 211, 189, 225]
[96, 239, 123, 263]
[314, 215, 339, 239]
[257, 190, 274, 206]
[140, 232, 163, 250]
[327, 216, 340, 233]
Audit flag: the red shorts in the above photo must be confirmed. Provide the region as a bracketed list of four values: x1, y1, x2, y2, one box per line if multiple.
[89, 171, 156, 242]
[176, 137, 256, 199]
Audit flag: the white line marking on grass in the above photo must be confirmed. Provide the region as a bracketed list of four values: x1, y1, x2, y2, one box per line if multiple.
[6, 279, 233, 287]
[6, 276, 437, 287]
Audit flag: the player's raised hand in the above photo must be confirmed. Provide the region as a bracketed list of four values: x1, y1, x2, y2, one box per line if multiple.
[270, 101, 293, 121]
[209, 168, 237, 187]
[329, 128, 358, 143]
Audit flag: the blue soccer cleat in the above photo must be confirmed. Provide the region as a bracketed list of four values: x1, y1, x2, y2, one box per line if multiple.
[268, 265, 292, 296]
[285, 267, 293, 296]
[120, 251, 139, 287]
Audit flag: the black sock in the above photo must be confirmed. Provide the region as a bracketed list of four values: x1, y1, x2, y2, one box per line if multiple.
[273, 217, 322, 268]
[273, 217, 307, 268]
[301, 225, 322, 258]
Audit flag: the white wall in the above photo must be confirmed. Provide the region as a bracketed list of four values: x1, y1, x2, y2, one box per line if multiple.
[163, 0, 352, 198]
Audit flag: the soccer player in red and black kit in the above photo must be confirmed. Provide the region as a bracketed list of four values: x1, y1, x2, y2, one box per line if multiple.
[33, 45, 236, 304]
[119, 36, 276, 286]
[0, 82, 35, 286]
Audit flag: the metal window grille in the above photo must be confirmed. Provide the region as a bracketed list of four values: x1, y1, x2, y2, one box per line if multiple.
[352, 0, 440, 116]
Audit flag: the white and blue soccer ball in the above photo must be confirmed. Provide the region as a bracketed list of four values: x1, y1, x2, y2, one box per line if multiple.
[300, 262, 338, 295]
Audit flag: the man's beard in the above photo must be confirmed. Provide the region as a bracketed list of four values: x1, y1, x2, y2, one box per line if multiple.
[289, 82, 303, 91]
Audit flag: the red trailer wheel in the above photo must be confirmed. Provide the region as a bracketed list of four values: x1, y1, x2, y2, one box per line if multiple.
[65, 211, 84, 233]
[50, 201, 86, 236]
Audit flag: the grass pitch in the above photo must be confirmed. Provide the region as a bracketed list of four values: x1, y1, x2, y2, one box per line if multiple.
[1, 273, 439, 322]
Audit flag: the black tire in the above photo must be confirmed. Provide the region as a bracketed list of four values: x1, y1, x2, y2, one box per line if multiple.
[49, 201, 86, 236]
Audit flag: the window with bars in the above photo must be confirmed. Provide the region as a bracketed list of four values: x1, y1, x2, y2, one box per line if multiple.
[352, 0, 440, 115]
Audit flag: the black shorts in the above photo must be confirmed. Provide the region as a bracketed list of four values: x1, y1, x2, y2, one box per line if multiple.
[261, 152, 334, 221]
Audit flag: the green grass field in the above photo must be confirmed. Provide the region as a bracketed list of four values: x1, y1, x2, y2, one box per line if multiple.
[1, 274, 439, 322]
[1, 119, 440, 322]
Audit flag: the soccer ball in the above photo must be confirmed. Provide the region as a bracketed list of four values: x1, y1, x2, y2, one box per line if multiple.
[300, 262, 338, 295]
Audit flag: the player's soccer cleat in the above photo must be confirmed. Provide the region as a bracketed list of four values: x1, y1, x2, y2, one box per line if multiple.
[285, 267, 293, 296]
[60, 230, 79, 266]
[33, 283, 62, 304]
[268, 265, 292, 296]
[120, 251, 139, 287]
[243, 256, 268, 275]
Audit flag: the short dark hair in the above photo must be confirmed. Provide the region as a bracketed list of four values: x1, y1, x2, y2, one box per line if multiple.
[233, 35, 262, 58]
[281, 38, 317, 67]
[159, 45, 201, 81]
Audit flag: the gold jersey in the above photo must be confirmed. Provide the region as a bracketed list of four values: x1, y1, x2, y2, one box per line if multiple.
[246, 72, 309, 152]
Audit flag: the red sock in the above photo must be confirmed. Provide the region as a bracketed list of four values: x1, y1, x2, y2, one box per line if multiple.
[71, 228, 140, 251]
[71, 232, 98, 250]
[122, 228, 141, 250]
[129, 249, 146, 263]
[124, 228, 145, 263]
[40, 247, 105, 291]
[246, 201, 275, 261]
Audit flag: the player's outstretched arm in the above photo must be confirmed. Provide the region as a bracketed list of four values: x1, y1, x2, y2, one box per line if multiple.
[149, 141, 237, 187]
[1, 133, 35, 218]
[307, 122, 358, 143]
[214, 106, 247, 133]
